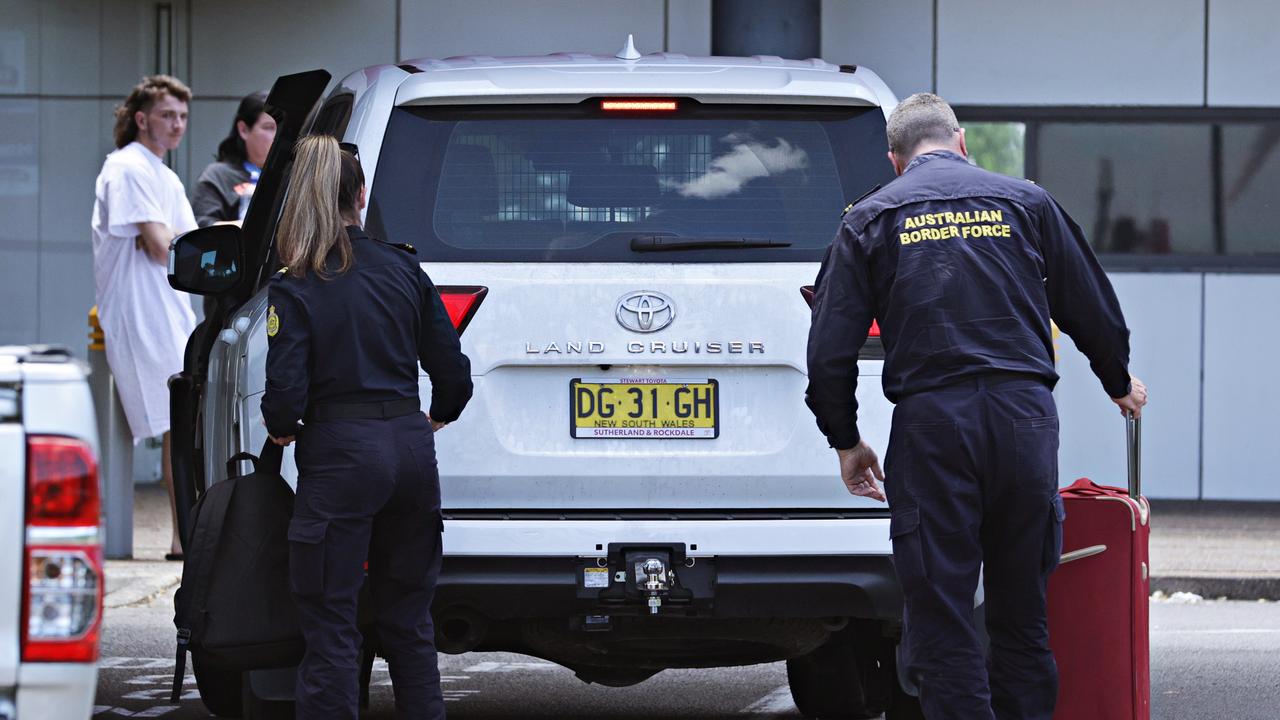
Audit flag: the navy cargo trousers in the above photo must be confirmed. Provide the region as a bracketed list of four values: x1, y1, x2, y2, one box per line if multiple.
[886, 374, 1065, 720]
[290, 412, 446, 720]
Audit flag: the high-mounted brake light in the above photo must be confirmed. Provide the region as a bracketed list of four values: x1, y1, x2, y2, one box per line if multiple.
[800, 286, 880, 337]
[23, 435, 102, 663]
[437, 286, 488, 336]
[601, 99, 678, 112]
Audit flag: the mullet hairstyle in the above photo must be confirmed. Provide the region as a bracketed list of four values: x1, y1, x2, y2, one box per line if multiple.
[275, 135, 364, 279]
[112, 75, 192, 149]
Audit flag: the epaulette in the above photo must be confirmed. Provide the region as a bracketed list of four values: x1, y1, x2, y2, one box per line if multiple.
[275, 266, 288, 275]
[375, 238, 417, 255]
[840, 183, 882, 218]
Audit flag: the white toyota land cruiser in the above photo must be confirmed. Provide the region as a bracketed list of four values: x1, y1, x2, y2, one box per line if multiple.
[169, 42, 923, 718]
[0, 346, 102, 719]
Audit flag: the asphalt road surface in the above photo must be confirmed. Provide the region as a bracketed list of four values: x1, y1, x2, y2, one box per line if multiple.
[96, 593, 1280, 719]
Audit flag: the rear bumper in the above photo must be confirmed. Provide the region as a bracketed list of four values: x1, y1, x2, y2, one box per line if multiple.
[435, 518, 901, 620]
[15, 664, 96, 720]
[435, 553, 902, 620]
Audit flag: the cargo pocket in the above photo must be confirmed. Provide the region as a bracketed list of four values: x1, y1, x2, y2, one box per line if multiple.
[288, 516, 328, 598]
[1042, 495, 1066, 575]
[890, 507, 926, 594]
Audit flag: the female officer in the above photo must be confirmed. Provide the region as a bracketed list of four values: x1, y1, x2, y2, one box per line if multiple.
[261, 135, 472, 719]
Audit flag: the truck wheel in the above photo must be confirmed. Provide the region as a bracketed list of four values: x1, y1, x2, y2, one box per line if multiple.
[886, 688, 926, 720]
[241, 679, 295, 720]
[241, 668, 297, 720]
[192, 654, 243, 718]
[786, 621, 893, 719]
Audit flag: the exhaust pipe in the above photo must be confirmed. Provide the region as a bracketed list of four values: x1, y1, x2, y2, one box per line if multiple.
[435, 608, 488, 654]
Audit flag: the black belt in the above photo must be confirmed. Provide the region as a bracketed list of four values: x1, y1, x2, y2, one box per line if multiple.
[305, 397, 420, 422]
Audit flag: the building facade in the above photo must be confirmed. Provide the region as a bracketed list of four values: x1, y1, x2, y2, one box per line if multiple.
[1, 0, 1276, 498]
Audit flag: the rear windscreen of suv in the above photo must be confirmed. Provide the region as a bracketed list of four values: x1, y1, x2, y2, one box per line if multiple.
[368, 101, 894, 262]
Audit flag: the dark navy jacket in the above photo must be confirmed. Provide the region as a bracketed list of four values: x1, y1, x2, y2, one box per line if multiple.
[806, 151, 1131, 449]
[261, 226, 472, 439]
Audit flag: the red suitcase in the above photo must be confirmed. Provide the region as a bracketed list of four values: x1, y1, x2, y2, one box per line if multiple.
[1047, 415, 1150, 720]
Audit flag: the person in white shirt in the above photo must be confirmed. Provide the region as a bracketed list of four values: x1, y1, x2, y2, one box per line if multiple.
[91, 75, 197, 560]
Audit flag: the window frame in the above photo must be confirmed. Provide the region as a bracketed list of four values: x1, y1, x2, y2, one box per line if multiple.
[955, 106, 1280, 272]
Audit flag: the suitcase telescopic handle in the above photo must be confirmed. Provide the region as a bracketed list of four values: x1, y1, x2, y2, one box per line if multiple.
[1126, 412, 1141, 500]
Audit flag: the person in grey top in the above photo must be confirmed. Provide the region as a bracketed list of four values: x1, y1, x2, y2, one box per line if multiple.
[191, 91, 275, 227]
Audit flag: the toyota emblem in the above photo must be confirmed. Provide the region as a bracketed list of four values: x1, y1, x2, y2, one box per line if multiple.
[616, 291, 675, 333]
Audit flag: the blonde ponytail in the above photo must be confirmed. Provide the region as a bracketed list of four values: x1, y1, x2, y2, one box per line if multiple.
[276, 135, 353, 279]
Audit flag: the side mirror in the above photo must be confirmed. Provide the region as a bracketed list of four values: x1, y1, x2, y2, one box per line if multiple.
[168, 225, 244, 295]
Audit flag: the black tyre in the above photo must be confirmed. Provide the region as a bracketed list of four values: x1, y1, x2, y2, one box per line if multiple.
[786, 621, 895, 719]
[192, 654, 243, 718]
[886, 689, 926, 720]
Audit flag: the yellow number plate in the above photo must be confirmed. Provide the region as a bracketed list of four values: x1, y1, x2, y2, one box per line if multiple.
[570, 378, 719, 439]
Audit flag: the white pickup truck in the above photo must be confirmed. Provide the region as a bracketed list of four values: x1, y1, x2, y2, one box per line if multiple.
[0, 346, 102, 719]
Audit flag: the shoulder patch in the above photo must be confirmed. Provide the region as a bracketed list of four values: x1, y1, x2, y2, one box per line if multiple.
[840, 183, 882, 217]
[266, 305, 280, 337]
[375, 237, 417, 255]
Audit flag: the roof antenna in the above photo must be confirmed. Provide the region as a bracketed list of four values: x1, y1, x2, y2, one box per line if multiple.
[615, 34, 642, 61]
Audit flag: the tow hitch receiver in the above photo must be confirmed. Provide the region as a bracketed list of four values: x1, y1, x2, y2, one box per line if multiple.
[595, 543, 695, 615]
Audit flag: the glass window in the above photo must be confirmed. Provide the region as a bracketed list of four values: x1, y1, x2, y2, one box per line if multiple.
[1036, 123, 1215, 255]
[965, 122, 1026, 178]
[368, 103, 895, 262]
[1222, 124, 1280, 256]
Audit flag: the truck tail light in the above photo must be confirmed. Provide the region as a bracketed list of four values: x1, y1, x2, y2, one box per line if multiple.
[22, 435, 102, 663]
[438, 286, 488, 336]
[601, 99, 678, 112]
[800, 286, 880, 337]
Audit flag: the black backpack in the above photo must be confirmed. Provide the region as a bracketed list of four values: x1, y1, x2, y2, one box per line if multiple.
[170, 440, 303, 702]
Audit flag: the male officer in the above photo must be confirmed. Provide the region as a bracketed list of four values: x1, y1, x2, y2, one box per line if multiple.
[805, 93, 1148, 720]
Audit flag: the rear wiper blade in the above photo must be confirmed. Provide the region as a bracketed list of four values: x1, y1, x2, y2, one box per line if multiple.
[629, 236, 792, 252]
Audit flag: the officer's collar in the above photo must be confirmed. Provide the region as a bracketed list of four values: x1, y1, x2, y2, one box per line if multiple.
[345, 224, 370, 242]
[904, 150, 968, 174]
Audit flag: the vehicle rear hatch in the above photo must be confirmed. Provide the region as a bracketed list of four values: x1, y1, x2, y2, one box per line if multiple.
[367, 99, 895, 511]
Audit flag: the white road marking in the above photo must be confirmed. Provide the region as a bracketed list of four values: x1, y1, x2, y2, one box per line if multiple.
[1154, 628, 1280, 635]
[99, 657, 175, 669]
[740, 685, 796, 715]
[463, 660, 558, 672]
[93, 706, 178, 717]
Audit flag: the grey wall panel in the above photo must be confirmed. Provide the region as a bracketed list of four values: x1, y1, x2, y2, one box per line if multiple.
[399, 0, 664, 60]
[0, 248, 39, 345]
[0, 99, 39, 245]
[98, 1, 153, 98]
[1055, 273, 1201, 499]
[39, 0, 100, 96]
[39, 100, 105, 247]
[666, 0, 712, 55]
[0, 2, 41, 95]
[1207, 0, 1280, 106]
[937, 0, 1204, 105]
[37, 246, 95, 358]
[190, 0, 395, 98]
[185, 99, 239, 194]
[1202, 274, 1280, 500]
[821, 0, 932, 97]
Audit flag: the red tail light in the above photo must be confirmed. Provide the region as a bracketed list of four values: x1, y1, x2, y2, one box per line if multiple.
[800, 286, 880, 337]
[601, 99, 678, 112]
[438, 286, 488, 335]
[23, 435, 102, 663]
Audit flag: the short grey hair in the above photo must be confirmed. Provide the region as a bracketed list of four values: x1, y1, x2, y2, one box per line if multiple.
[886, 93, 961, 158]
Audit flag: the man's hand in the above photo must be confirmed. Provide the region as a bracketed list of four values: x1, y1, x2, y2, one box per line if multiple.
[268, 433, 295, 447]
[426, 413, 447, 432]
[837, 440, 886, 502]
[136, 221, 175, 265]
[1112, 374, 1149, 419]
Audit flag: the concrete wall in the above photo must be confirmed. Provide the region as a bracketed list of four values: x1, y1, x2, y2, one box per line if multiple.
[2, 0, 1278, 498]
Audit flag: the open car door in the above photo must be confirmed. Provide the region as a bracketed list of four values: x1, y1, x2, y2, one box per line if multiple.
[169, 69, 331, 545]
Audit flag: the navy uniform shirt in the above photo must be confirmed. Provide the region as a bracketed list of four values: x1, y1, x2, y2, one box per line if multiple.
[806, 151, 1131, 449]
[261, 225, 472, 438]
